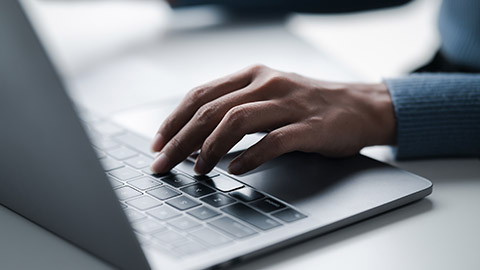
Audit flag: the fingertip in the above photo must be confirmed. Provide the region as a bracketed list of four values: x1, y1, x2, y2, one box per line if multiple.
[227, 161, 244, 175]
[150, 152, 169, 174]
[194, 155, 208, 175]
[149, 164, 158, 174]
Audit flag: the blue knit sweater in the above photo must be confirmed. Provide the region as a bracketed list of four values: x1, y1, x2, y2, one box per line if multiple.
[386, 0, 480, 159]
[385, 74, 480, 159]
[174, 0, 480, 159]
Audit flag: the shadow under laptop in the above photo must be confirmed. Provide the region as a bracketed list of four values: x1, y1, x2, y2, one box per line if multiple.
[229, 197, 433, 270]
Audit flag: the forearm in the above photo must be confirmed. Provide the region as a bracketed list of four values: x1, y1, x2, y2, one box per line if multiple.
[385, 73, 480, 159]
[170, 0, 412, 13]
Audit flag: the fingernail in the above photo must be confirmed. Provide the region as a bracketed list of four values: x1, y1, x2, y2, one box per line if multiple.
[194, 156, 207, 175]
[151, 133, 165, 153]
[151, 153, 168, 173]
[227, 161, 242, 175]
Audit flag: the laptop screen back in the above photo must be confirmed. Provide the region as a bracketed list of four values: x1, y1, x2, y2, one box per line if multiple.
[0, 2, 149, 269]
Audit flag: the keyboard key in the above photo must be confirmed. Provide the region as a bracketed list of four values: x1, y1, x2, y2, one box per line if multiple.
[200, 174, 244, 192]
[180, 183, 215, 198]
[153, 229, 186, 244]
[201, 193, 235, 207]
[107, 147, 137, 160]
[168, 216, 201, 230]
[190, 227, 232, 247]
[128, 177, 162, 190]
[109, 167, 142, 181]
[174, 162, 197, 176]
[108, 176, 123, 188]
[172, 240, 206, 256]
[100, 158, 124, 171]
[148, 205, 181, 221]
[250, 197, 285, 213]
[230, 188, 264, 202]
[167, 195, 201, 211]
[147, 186, 180, 200]
[91, 137, 119, 150]
[150, 243, 181, 258]
[127, 196, 163, 210]
[124, 208, 147, 222]
[272, 208, 307, 223]
[162, 174, 196, 188]
[124, 155, 153, 169]
[187, 206, 220, 220]
[222, 203, 281, 230]
[208, 217, 257, 239]
[114, 186, 142, 200]
[132, 219, 166, 234]
[113, 132, 155, 158]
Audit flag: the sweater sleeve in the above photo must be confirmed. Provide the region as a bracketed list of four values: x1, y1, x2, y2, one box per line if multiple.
[384, 73, 480, 159]
[170, 0, 412, 13]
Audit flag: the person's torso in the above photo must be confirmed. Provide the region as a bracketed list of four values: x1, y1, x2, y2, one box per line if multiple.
[439, 0, 480, 70]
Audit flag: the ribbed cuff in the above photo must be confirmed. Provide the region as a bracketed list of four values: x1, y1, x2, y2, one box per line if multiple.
[384, 73, 480, 160]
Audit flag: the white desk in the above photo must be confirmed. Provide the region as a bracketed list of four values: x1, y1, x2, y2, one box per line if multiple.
[2, 1, 479, 269]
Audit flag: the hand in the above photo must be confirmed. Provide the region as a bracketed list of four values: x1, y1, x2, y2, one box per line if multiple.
[150, 65, 396, 175]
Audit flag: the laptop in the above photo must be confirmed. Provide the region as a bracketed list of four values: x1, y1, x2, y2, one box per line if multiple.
[0, 1, 432, 270]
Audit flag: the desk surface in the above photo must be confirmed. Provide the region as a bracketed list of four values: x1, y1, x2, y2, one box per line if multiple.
[3, 1, 480, 269]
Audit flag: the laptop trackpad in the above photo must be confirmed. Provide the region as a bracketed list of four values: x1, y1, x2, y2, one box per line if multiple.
[216, 151, 409, 216]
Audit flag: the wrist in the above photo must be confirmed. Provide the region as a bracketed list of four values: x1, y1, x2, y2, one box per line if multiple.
[366, 82, 396, 146]
[350, 82, 396, 147]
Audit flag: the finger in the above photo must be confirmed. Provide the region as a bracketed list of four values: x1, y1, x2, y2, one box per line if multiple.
[194, 101, 295, 174]
[150, 84, 263, 174]
[151, 66, 255, 152]
[227, 123, 307, 175]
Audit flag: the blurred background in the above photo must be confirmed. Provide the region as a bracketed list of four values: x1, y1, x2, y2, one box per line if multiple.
[22, 0, 441, 138]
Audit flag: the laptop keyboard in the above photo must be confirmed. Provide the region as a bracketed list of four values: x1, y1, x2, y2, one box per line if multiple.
[82, 119, 307, 258]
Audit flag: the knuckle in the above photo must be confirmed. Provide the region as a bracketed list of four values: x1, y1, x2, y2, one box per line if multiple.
[187, 87, 207, 103]
[224, 106, 249, 128]
[263, 73, 286, 87]
[247, 64, 267, 75]
[195, 104, 218, 124]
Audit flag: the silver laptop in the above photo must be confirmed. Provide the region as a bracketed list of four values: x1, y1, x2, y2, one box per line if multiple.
[0, 2, 432, 270]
